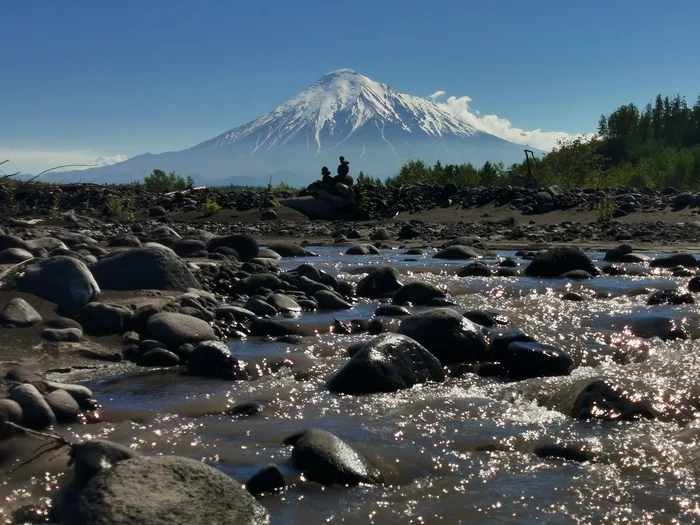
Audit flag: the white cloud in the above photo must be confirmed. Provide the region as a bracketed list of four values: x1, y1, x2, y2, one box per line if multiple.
[430, 92, 594, 151]
[0, 148, 127, 175]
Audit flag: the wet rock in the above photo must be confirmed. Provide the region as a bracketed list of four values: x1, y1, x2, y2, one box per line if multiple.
[139, 348, 181, 367]
[0, 298, 42, 327]
[79, 302, 132, 335]
[228, 402, 262, 417]
[235, 273, 283, 295]
[647, 289, 695, 305]
[650, 252, 698, 268]
[207, 234, 259, 262]
[250, 319, 300, 337]
[314, 290, 352, 310]
[626, 315, 687, 340]
[356, 267, 403, 299]
[557, 270, 594, 280]
[524, 247, 598, 278]
[499, 258, 518, 267]
[328, 333, 445, 395]
[603, 244, 633, 262]
[374, 305, 411, 317]
[41, 327, 83, 342]
[285, 429, 382, 486]
[186, 340, 233, 377]
[534, 442, 595, 463]
[0, 247, 33, 264]
[618, 253, 650, 263]
[392, 282, 450, 306]
[10, 383, 56, 429]
[0, 398, 23, 425]
[566, 379, 656, 421]
[463, 310, 507, 327]
[62, 455, 269, 525]
[215, 305, 257, 322]
[292, 263, 321, 282]
[44, 389, 81, 423]
[18, 256, 100, 314]
[562, 292, 585, 301]
[346, 244, 380, 255]
[267, 293, 302, 313]
[146, 312, 216, 347]
[370, 228, 391, 241]
[245, 297, 278, 316]
[246, 464, 286, 495]
[496, 341, 574, 380]
[457, 262, 492, 277]
[266, 242, 315, 257]
[689, 276, 700, 292]
[398, 308, 487, 364]
[91, 246, 200, 291]
[257, 248, 281, 260]
[44, 381, 93, 402]
[434, 245, 482, 260]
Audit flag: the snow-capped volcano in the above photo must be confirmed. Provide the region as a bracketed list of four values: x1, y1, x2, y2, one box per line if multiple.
[209, 68, 478, 152]
[55, 69, 528, 185]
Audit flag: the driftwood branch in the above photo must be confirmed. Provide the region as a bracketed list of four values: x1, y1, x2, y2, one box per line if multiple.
[23, 164, 98, 185]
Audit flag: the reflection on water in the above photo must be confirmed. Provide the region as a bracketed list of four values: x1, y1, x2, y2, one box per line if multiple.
[5, 247, 700, 524]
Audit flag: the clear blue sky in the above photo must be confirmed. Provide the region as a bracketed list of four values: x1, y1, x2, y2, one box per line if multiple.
[2, 0, 699, 173]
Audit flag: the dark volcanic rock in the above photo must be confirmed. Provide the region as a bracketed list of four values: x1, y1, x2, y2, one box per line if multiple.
[207, 234, 259, 262]
[0, 298, 42, 327]
[146, 312, 216, 347]
[356, 267, 403, 298]
[63, 455, 269, 525]
[434, 245, 482, 260]
[392, 282, 451, 306]
[524, 247, 598, 278]
[91, 246, 200, 291]
[328, 333, 445, 394]
[10, 383, 56, 429]
[567, 379, 656, 421]
[650, 252, 698, 268]
[398, 308, 487, 364]
[0, 248, 33, 264]
[246, 464, 286, 495]
[647, 289, 695, 305]
[79, 302, 132, 335]
[17, 256, 100, 314]
[495, 341, 575, 380]
[286, 429, 382, 486]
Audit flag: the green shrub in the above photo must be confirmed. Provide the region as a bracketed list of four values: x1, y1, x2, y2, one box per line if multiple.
[201, 198, 222, 216]
[50, 192, 62, 219]
[594, 196, 616, 222]
[143, 169, 195, 192]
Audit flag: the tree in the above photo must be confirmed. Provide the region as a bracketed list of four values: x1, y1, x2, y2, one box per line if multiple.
[143, 169, 193, 192]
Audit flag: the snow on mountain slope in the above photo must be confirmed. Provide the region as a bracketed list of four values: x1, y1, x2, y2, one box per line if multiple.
[55, 69, 530, 185]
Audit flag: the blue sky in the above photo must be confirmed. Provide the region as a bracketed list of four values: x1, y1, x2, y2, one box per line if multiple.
[2, 0, 699, 173]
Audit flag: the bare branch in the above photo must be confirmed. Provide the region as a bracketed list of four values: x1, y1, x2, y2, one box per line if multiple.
[23, 164, 98, 185]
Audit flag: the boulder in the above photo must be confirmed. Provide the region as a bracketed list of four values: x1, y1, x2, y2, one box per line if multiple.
[10, 383, 56, 429]
[356, 267, 403, 299]
[566, 379, 656, 421]
[148, 205, 167, 217]
[650, 252, 698, 268]
[17, 256, 100, 314]
[265, 243, 315, 257]
[41, 327, 83, 342]
[433, 245, 482, 260]
[494, 341, 575, 380]
[0, 248, 33, 264]
[0, 298, 42, 327]
[246, 464, 286, 495]
[647, 289, 695, 306]
[146, 312, 216, 347]
[314, 290, 353, 310]
[267, 293, 302, 313]
[245, 297, 278, 316]
[392, 282, 450, 306]
[139, 349, 181, 367]
[44, 389, 82, 423]
[91, 246, 200, 291]
[524, 247, 598, 278]
[328, 333, 445, 394]
[457, 262, 492, 277]
[62, 455, 269, 525]
[171, 239, 207, 257]
[206, 235, 259, 262]
[79, 302, 132, 335]
[346, 244, 380, 256]
[604, 244, 634, 262]
[0, 398, 23, 425]
[286, 429, 382, 486]
[187, 340, 234, 378]
[374, 305, 411, 317]
[398, 308, 487, 364]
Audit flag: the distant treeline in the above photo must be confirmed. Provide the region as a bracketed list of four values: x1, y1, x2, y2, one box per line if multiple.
[364, 93, 700, 190]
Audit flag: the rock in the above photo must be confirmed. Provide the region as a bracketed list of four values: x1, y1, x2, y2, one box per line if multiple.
[234, 273, 283, 295]
[91, 246, 200, 291]
[10, 384, 56, 429]
[557, 270, 594, 280]
[398, 308, 487, 364]
[689, 276, 700, 292]
[63, 455, 269, 525]
[17, 256, 100, 314]
[618, 253, 650, 263]
[267, 293, 302, 313]
[249, 319, 300, 337]
[346, 244, 380, 256]
[245, 297, 278, 316]
[171, 239, 207, 257]
[108, 235, 141, 248]
[566, 379, 656, 421]
[261, 209, 277, 220]
[0, 235, 29, 251]
[434, 245, 482, 260]
[457, 262, 492, 277]
[356, 267, 403, 298]
[392, 282, 450, 306]
[214, 306, 257, 322]
[314, 290, 352, 310]
[604, 244, 634, 261]
[444, 236, 487, 250]
[0, 398, 23, 425]
[257, 248, 281, 260]
[265, 242, 314, 257]
[328, 333, 445, 394]
[626, 315, 687, 340]
[44, 381, 93, 402]
[186, 340, 234, 378]
[534, 442, 594, 463]
[41, 327, 83, 342]
[0, 298, 42, 327]
[26, 237, 67, 252]
[373, 305, 411, 317]
[246, 464, 286, 495]
[79, 302, 132, 335]
[462, 310, 507, 327]
[650, 252, 698, 268]
[44, 389, 81, 423]
[146, 312, 216, 347]
[495, 341, 574, 380]
[647, 289, 695, 305]
[0, 248, 33, 264]
[524, 247, 598, 278]
[139, 348, 181, 367]
[207, 235, 259, 262]
[370, 228, 391, 241]
[286, 429, 382, 486]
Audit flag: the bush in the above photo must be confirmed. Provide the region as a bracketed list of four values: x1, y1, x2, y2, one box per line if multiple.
[105, 195, 134, 219]
[143, 169, 194, 192]
[594, 197, 616, 222]
[201, 198, 222, 216]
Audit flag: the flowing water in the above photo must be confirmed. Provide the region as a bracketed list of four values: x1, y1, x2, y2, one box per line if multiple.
[5, 246, 700, 524]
